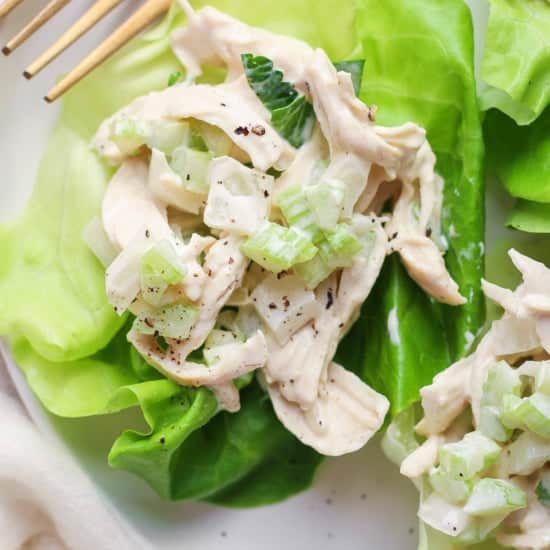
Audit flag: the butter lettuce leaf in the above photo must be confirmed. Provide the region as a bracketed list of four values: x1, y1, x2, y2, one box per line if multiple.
[479, 0, 550, 126]
[337, 0, 485, 416]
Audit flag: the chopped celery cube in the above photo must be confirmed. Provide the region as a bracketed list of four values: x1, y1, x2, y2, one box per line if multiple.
[418, 492, 473, 537]
[482, 361, 522, 407]
[171, 146, 212, 195]
[535, 471, 550, 507]
[111, 118, 149, 154]
[146, 120, 191, 155]
[456, 513, 508, 546]
[479, 405, 513, 442]
[241, 222, 317, 273]
[294, 254, 333, 289]
[204, 328, 243, 365]
[502, 431, 550, 476]
[501, 394, 525, 431]
[464, 478, 526, 517]
[429, 465, 474, 504]
[304, 180, 345, 230]
[439, 432, 501, 480]
[276, 184, 323, 243]
[141, 240, 186, 306]
[205, 328, 242, 349]
[133, 304, 198, 340]
[322, 224, 362, 265]
[508, 393, 550, 437]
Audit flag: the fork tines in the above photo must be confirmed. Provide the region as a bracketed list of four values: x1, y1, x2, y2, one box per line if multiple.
[1, 0, 173, 102]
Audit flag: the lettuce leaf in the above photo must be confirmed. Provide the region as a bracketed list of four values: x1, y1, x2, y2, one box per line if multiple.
[336, 0, 485, 416]
[485, 107, 550, 204]
[506, 200, 550, 234]
[479, 0, 550, 126]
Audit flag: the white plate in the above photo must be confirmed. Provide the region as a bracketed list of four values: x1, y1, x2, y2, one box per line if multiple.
[0, 2, 493, 549]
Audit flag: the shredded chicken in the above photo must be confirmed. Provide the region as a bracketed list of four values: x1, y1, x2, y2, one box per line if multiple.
[91, 2, 466, 455]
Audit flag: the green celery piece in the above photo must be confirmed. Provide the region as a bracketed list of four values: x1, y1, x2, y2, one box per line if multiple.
[336, 0, 485, 416]
[110, 118, 149, 154]
[305, 180, 345, 230]
[479, 0, 550, 125]
[276, 184, 324, 243]
[438, 432, 502, 480]
[170, 146, 212, 195]
[141, 239, 186, 285]
[322, 224, 363, 265]
[133, 304, 198, 340]
[293, 254, 333, 290]
[503, 393, 550, 438]
[479, 361, 522, 442]
[429, 465, 474, 504]
[485, 107, 550, 205]
[465, 478, 527, 517]
[241, 222, 317, 273]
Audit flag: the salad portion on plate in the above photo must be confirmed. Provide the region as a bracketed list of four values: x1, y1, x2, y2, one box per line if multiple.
[88, 0, 464, 457]
[1, 0, 549, 548]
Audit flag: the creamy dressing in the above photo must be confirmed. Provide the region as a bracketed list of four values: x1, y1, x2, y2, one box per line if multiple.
[92, 2, 464, 456]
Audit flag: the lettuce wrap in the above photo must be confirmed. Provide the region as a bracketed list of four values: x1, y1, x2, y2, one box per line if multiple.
[0, 0, 485, 506]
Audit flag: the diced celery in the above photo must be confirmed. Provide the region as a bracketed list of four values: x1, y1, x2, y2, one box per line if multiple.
[140, 240, 186, 306]
[418, 493, 473, 537]
[111, 118, 149, 155]
[82, 216, 117, 268]
[276, 184, 323, 243]
[203, 328, 243, 365]
[456, 514, 508, 546]
[146, 120, 191, 155]
[480, 362, 523, 442]
[535, 471, 550, 507]
[241, 222, 317, 273]
[502, 431, 550, 476]
[171, 146, 212, 195]
[503, 393, 550, 437]
[480, 405, 512, 443]
[205, 328, 242, 349]
[293, 254, 333, 289]
[304, 180, 345, 230]
[322, 224, 363, 266]
[501, 394, 525, 430]
[439, 432, 501, 480]
[482, 361, 522, 407]
[429, 466, 474, 504]
[133, 304, 198, 340]
[141, 239, 186, 285]
[196, 121, 233, 156]
[464, 478, 526, 517]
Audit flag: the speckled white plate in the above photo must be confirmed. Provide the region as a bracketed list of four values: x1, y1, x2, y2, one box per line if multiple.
[0, 1, 491, 549]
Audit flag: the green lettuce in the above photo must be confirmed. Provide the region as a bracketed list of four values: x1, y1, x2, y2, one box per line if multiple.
[479, 0, 550, 126]
[337, 0, 485, 416]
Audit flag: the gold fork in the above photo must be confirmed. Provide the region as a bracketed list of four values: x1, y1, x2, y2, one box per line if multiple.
[1, 0, 172, 103]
